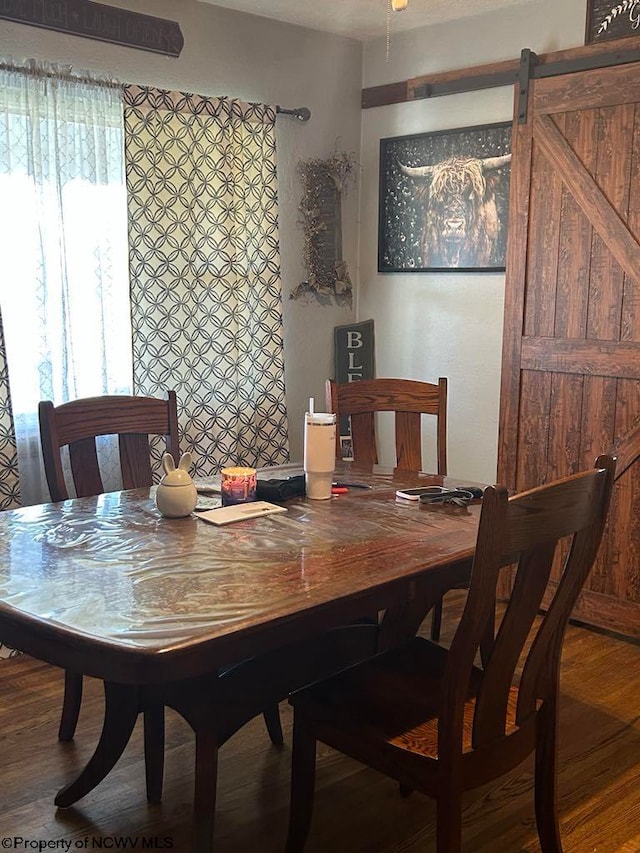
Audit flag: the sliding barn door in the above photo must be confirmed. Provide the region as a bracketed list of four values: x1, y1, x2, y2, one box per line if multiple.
[499, 61, 640, 638]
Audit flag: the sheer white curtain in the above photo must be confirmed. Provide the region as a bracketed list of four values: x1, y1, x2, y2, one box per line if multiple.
[0, 63, 133, 505]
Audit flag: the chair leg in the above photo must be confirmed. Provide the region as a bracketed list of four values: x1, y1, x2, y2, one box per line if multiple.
[263, 703, 284, 746]
[430, 598, 443, 642]
[535, 700, 563, 853]
[436, 789, 463, 853]
[144, 704, 165, 804]
[58, 670, 83, 741]
[285, 713, 317, 853]
[192, 725, 219, 853]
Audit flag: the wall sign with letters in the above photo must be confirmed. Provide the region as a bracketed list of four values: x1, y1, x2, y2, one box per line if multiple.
[585, 0, 640, 42]
[333, 319, 375, 458]
[0, 0, 184, 57]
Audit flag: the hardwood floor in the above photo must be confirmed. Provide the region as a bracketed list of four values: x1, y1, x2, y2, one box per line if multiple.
[3, 595, 640, 851]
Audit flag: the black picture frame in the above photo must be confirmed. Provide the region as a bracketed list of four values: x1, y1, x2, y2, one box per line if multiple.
[378, 121, 512, 273]
[585, 0, 640, 44]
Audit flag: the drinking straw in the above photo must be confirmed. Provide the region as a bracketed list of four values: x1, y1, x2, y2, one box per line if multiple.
[309, 397, 314, 415]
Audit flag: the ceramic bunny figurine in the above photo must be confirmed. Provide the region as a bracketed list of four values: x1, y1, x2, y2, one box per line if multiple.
[155, 451, 198, 518]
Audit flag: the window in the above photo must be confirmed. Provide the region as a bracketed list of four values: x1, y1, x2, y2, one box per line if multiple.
[0, 65, 132, 504]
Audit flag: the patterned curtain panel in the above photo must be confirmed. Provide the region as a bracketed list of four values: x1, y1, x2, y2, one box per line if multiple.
[0, 311, 19, 512]
[0, 309, 20, 658]
[124, 86, 289, 476]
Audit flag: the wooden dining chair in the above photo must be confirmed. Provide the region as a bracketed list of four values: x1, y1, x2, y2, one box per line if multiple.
[38, 392, 284, 797]
[38, 392, 181, 748]
[326, 377, 447, 474]
[285, 454, 616, 853]
[39, 392, 180, 505]
[326, 376, 450, 640]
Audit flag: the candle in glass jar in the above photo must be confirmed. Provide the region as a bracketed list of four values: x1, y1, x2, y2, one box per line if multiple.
[220, 467, 257, 506]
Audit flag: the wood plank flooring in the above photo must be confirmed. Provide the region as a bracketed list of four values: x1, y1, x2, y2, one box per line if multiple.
[2, 596, 640, 851]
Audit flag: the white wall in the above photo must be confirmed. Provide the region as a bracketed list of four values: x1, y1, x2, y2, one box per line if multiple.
[0, 0, 363, 461]
[0, 0, 597, 475]
[359, 0, 587, 483]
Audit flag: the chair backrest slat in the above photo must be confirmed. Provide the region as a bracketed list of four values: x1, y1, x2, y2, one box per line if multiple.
[350, 412, 378, 466]
[395, 411, 422, 471]
[120, 433, 155, 491]
[39, 392, 180, 502]
[474, 543, 555, 745]
[326, 377, 447, 474]
[441, 454, 616, 755]
[68, 437, 104, 498]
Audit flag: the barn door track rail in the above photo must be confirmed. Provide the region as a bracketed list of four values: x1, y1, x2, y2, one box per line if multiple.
[362, 34, 640, 122]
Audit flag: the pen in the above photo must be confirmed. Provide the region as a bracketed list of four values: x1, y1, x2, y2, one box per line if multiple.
[331, 487, 349, 495]
[332, 482, 372, 489]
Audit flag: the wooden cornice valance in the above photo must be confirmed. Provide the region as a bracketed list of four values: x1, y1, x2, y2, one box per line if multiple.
[0, 0, 183, 57]
[362, 33, 640, 110]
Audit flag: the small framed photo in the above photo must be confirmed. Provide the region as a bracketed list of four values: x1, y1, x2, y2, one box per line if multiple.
[586, 0, 640, 43]
[340, 435, 353, 462]
[378, 122, 512, 273]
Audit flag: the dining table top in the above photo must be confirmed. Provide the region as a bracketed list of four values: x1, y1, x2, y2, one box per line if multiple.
[0, 464, 482, 685]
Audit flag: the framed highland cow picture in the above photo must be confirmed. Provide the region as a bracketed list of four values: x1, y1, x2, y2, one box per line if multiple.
[378, 122, 512, 273]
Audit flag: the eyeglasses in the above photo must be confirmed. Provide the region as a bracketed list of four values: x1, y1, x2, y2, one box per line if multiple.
[419, 488, 478, 507]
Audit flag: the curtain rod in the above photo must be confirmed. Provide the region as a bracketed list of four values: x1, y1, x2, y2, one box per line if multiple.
[0, 59, 311, 122]
[1, 62, 312, 118]
[276, 105, 311, 122]
[0, 58, 119, 88]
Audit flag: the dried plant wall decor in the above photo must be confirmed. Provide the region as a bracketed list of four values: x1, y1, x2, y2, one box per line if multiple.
[291, 150, 357, 306]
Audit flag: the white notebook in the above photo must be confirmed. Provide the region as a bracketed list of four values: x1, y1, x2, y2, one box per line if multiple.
[196, 501, 287, 526]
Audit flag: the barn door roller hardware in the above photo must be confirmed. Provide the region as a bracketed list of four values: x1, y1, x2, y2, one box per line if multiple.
[517, 49, 537, 125]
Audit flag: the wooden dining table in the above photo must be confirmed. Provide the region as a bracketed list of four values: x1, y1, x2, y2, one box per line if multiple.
[0, 463, 482, 851]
